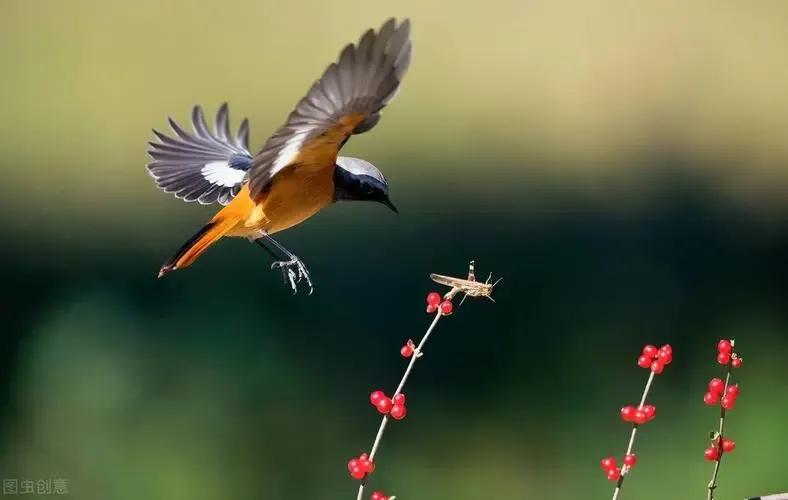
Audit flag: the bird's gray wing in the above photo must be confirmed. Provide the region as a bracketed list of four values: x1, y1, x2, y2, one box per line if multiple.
[247, 18, 412, 201]
[146, 103, 252, 205]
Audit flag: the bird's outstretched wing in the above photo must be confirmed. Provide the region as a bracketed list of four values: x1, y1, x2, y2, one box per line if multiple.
[147, 103, 252, 205]
[248, 18, 412, 201]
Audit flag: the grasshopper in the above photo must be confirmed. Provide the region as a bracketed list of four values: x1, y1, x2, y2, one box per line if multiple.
[430, 260, 501, 303]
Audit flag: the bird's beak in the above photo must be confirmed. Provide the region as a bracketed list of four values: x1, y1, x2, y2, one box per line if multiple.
[382, 198, 399, 214]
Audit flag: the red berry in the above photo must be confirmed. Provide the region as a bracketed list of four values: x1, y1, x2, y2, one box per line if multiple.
[426, 304, 438, 313]
[400, 344, 414, 358]
[650, 360, 665, 374]
[439, 300, 453, 315]
[427, 292, 442, 307]
[370, 391, 386, 406]
[390, 403, 407, 420]
[717, 339, 732, 354]
[703, 391, 720, 406]
[371, 492, 389, 500]
[393, 393, 406, 405]
[657, 349, 673, 365]
[376, 398, 393, 414]
[620, 406, 637, 422]
[659, 344, 672, 356]
[726, 384, 740, 398]
[717, 352, 731, 365]
[600, 457, 617, 470]
[642, 404, 656, 420]
[704, 447, 720, 461]
[731, 357, 742, 368]
[708, 378, 725, 395]
[721, 395, 736, 410]
[623, 454, 637, 467]
[360, 458, 375, 473]
[642, 345, 658, 358]
[606, 467, 622, 481]
[633, 409, 648, 425]
[721, 438, 735, 452]
[348, 454, 372, 479]
[637, 355, 652, 369]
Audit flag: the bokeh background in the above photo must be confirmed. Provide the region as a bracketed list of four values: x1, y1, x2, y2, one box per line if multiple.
[2, 1, 788, 498]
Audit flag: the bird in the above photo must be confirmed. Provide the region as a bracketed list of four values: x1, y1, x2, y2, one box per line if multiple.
[145, 18, 411, 294]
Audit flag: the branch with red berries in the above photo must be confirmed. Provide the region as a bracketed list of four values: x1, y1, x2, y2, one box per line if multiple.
[347, 264, 494, 500]
[600, 343, 673, 500]
[703, 339, 743, 500]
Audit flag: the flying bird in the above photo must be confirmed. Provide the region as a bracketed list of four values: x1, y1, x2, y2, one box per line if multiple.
[146, 18, 412, 293]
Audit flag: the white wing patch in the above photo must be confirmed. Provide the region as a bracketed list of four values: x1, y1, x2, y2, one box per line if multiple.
[270, 131, 308, 176]
[201, 161, 247, 187]
[147, 103, 253, 205]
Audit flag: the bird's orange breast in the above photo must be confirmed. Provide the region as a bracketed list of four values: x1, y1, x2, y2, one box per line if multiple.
[217, 164, 336, 237]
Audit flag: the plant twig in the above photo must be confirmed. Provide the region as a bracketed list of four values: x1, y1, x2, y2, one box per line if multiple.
[703, 339, 742, 500]
[356, 309, 444, 500]
[707, 366, 732, 500]
[352, 261, 496, 500]
[612, 369, 656, 500]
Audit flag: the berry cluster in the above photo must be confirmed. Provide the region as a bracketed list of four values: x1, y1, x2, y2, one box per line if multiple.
[620, 404, 657, 425]
[703, 378, 740, 409]
[716, 339, 743, 368]
[600, 454, 637, 481]
[636, 344, 673, 374]
[370, 492, 393, 500]
[426, 292, 453, 315]
[370, 390, 408, 420]
[705, 437, 736, 462]
[347, 453, 375, 480]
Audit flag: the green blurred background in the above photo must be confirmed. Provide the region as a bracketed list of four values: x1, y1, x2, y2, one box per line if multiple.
[2, 1, 787, 498]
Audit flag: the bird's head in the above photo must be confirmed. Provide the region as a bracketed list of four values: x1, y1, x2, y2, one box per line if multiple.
[333, 156, 397, 213]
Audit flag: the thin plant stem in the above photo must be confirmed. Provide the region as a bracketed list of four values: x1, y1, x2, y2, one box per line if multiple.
[707, 366, 733, 500]
[356, 308, 445, 500]
[611, 369, 656, 500]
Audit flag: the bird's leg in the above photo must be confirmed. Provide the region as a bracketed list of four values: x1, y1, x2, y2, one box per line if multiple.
[252, 237, 281, 260]
[252, 233, 313, 295]
[252, 238, 293, 288]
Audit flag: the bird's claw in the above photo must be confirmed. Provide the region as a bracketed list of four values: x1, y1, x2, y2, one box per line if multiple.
[271, 257, 314, 295]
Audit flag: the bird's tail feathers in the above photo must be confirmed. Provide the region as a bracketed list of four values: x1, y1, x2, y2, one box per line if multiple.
[158, 217, 237, 278]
